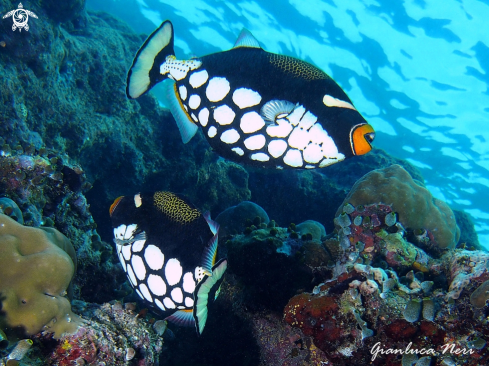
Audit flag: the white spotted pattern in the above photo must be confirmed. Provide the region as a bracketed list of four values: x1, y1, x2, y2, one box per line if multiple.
[220, 129, 240, 144]
[232, 88, 262, 109]
[144, 244, 164, 270]
[185, 297, 194, 307]
[323, 95, 356, 110]
[182, 272, 196, 294]
[124, 224, 137, 240]
[198, 108, 210, 127]
[163, 297, 176, 309]
[165, 258, 183, 286]
[214, 105, 236, 125]
[118, 253, 126, 271]
[147, 274, 166, 296]
[122, 245, 132, 261]
[114, 226, 125, 240]
[240, 112, 265, 134]
[139, 283, 153, 302]
[132, 240, 145, 252]
[188, 94, 201, 109]
[232, 147, 244, 156]
[206, 77, 230, 102]
[171, 287, 183, 303]
[251, 153, 270, 162]
[155, 299, 166, 311]
[244, 134, 266, 150]
[283, 149, 303, 167]
[266, 118, 292, 138]
[189, 69, 209, 88]
[268, 139, 287, 158]
[208, 126, 217, 138]
[178, 85, 187, 101]
[136, 289, 144, 300]
[286, 105, 306, 126]
[127, 264, 137, 286]
[303, 144, 323, 163]
[131, 255, 146, 281]
[288, 128, 309, 150]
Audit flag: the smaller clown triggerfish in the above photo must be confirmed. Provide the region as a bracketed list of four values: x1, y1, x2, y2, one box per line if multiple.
[109, 191, 227, 335]
[126, 20, 375, 170]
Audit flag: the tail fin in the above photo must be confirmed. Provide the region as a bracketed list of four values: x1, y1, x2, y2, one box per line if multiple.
[126, 20, 175, 99]
[193, 258, 227, 336]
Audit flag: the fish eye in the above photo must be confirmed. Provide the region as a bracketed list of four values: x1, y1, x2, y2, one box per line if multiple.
[350, 124, 375, 155]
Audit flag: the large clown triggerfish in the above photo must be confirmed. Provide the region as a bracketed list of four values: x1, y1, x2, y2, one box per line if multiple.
[109, 191, 227, 336]
[126, 20, 375, 169]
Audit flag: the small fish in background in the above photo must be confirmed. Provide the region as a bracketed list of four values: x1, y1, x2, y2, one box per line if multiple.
[109, 191, 227, 336]
[126, 20, 375, 169]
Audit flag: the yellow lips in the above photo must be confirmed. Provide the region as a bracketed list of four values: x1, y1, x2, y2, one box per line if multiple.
[351, 124, 375, 155]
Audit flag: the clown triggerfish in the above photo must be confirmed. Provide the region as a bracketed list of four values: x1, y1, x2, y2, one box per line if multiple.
[109, 191, 227, 335]
[126, 20, 375, 169]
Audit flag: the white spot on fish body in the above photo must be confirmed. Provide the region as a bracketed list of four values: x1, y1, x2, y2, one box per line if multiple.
[122, 245, 132, 261]
[155, 299, 166, 311]
[198, 108, 209, 127]
[132, 255, 146, 281]
[124, 224, 137, 240]
[178, 85, 187, 100]
[286, 105, 306, 126]
[303, 143, 323, 164]
[214, 105, 236, 125]
[171, 288, 183, 303]
[165, 258, 183, 286]
[148, 274, 167, 296]
[163, 297, 176, 309]
[208, 126, 217, 138]
[251, 153, 270, 161]
[132, 240, 145, 252]
[114, 225, 125, 240]
[288, 127, 310, 150]
[240, 111, 265, 133]
[118, 253, 126, 271]
[134, 194, 142, 207]
[323, 95, 356, 110]
[183, 272, 196, 293]
[220, 129, 240, 144]
[189, 69, 209, 88]
[185, 297, 194, 307]
[283, 149, 303, 167]
[268, 139, 287, 158]
[244, 134, 266, 150]
[232, 147, 244, 156]
[191, 113, 198, 122]
[144, 245, 164, 270]
[127, 264, 137, 286]
[195, 267, 205, 281]
[298, 111, 317, 130]
[139, 283, 153, 302]
[188, 94, 201, 109]
[232, 88, 262, 109]
[266, 118, 292, 138]
[136, 289, 144, 299]
[206, 77, 230, 102]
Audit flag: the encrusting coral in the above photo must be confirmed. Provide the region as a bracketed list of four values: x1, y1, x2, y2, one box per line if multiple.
[336, 164, 460, 249]
[0, 214, 83, 340]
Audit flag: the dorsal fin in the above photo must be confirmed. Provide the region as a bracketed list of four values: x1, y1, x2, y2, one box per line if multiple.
[233, 28, 261, 49]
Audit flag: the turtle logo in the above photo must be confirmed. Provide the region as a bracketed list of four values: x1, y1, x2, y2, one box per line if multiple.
[2, 3, 38, 32]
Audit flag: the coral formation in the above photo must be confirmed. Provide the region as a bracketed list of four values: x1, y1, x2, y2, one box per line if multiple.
[0, 214, 82, 340]
[40, 302, 162, 366]
[336, 164, 460, 249]
[215, 200, 269, 238]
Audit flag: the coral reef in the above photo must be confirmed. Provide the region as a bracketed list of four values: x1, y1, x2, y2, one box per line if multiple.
[35, 301, 162, 366]
[336, 164, 460, 249]
[0, 214, 82, 340]
[215, 200, 269, 238]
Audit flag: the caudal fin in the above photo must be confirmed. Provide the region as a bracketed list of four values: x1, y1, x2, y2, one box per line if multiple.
[193, 258, 227, 336]
[126, 20, 175, 99]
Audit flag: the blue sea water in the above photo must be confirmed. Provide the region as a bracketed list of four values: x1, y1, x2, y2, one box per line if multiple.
[88, 0, 489, 247]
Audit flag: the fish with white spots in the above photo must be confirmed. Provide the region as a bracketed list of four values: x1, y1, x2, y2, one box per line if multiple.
[109, 191, 227, 335]
[126, 20, 375, 169]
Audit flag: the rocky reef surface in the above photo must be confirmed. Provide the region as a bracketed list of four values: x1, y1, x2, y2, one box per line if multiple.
[0, 0, 486, 365]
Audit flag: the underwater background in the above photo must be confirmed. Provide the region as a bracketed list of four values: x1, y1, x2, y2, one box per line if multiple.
[0, 0, 488, 365]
